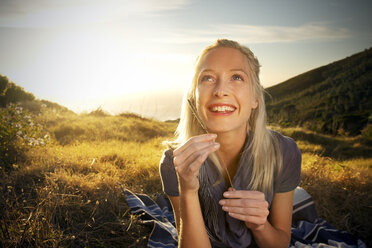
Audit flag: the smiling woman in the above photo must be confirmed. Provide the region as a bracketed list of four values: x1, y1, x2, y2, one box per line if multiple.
[159, 39, 302, 248]
[196, 47, 258, 134]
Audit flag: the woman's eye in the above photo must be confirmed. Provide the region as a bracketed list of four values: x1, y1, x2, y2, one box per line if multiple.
[201, 75, 213, 82]
[232, 74, 243, 81]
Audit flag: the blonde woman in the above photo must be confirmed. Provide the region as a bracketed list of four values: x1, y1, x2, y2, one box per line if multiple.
[159, 39, 301, 248]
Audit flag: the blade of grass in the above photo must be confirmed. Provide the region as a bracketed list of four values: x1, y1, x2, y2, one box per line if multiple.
[187, 99, 234, 189]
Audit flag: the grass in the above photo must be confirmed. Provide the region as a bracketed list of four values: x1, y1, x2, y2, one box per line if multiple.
[272, 125, 372, 245]
[0, 111, 371, 247]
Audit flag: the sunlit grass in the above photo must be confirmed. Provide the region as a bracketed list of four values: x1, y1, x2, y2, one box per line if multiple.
[271, 125, 372, 243]
[26, 138, 167, 194]
[0, 116, 371, 247]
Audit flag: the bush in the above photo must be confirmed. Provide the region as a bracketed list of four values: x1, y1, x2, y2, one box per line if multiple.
[0, 75, 35, 107]
[118, 112, 145, 120]
[361, 124, 372, 140]
[87, 107, 109, 117]
[0, 104, 50, 170]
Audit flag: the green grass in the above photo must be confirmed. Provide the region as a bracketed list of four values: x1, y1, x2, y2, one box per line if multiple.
[0, 112, 371, 247]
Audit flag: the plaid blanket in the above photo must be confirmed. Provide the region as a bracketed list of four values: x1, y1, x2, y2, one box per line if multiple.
[123, 187, 366, 248]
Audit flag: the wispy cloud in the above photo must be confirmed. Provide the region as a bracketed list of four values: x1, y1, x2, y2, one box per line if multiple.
[153, 23, 351, 44]
[0, 0, 191, 27]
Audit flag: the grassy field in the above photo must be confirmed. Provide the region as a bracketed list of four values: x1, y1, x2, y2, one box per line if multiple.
[1, 109, 371, 247]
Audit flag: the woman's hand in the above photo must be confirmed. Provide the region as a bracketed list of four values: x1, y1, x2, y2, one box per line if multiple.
[219, 188, 269, 231]
[173, 133, 220, 193]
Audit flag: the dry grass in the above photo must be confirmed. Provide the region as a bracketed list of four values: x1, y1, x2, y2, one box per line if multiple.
[0, 138, 168, 247]
[0, 114, 371, 247]
[271, 125, 372, 246]
[0, 112, 177, 247]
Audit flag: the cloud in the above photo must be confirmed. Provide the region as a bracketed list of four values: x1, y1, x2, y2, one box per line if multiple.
[0, 0, 191, 27]
[152, 23, 351, 44]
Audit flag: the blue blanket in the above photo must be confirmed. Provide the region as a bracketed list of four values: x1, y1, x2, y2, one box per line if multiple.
[123, 187, 366, 248]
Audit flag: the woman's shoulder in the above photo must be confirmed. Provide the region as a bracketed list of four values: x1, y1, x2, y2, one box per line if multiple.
[271, 130, 302, 193]
[271, 130, 301, 158]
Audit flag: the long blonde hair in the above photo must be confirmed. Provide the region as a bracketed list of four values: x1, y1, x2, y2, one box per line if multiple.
[173, 39, 282, 193]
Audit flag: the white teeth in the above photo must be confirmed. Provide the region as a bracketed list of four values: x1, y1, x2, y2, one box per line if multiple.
[211, 106, 235, 112]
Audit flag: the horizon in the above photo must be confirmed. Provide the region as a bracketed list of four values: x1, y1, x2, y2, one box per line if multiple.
[1, 0, 371, 120]
[2, 46, 371, 121]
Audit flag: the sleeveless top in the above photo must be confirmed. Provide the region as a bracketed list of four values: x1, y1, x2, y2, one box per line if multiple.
[159, 131, 301, 247]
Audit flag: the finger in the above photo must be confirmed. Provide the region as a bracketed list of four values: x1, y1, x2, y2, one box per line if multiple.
[223, 190, 265, 200]
[174, 140, 218, 167]
[221, 205, 269, 217]
[173, 134, 217, 165]
[173, 133, 217, 156]
[184, 151, 210, 176]
[228, 212, 267, 226]
[180, 142, 220, 169]
[176, 142, 220, 176]
[219, 198, 268, 209]
[227, 187, 235, 191]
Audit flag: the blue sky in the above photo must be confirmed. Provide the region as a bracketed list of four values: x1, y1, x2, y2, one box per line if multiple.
[0, 0, 371, 119]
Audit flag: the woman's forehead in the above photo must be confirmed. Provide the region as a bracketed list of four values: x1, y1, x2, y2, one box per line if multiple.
[200, 47, 249, 71]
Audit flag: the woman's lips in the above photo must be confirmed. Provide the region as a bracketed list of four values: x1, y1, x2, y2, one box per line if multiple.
[208, 103, 236, 114]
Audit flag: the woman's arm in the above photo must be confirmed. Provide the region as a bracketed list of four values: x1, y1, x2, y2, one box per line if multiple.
[169, 194, 211, 248]
[219, 189, 294, 248]
[252, 191, 294, 248]
[168, 196, 181, 232]
[171, 133, 219, 248]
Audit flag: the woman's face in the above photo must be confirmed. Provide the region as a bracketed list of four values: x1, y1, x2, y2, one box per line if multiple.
[196, 47, 258, 135]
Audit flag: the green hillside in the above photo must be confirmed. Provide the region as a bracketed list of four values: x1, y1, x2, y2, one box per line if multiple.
[265, 48, 372, 136]
[0, 74, 73, 114]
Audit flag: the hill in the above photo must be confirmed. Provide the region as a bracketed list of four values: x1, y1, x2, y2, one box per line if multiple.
[0, 74, 73, 114]
[265, 48, 372, 136]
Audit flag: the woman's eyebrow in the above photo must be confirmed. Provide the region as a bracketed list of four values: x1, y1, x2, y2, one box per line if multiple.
[198, 68, 249, 77]
[230, 69, 249, 77]
[198, 69, 214, 79]
[199, 69, 214, 74]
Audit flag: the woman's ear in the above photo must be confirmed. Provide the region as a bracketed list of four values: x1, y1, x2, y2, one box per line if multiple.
[252, 98, 258, 109]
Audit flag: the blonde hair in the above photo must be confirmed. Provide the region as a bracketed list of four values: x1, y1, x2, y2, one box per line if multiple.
[173, 39, 282, 193]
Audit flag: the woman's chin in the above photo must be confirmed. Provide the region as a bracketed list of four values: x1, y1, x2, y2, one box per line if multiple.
[206, 126, 239, 135]
[206, 122, 248, 136]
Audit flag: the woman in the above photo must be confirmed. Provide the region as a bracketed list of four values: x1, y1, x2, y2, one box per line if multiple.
[159, 39, 301, 247]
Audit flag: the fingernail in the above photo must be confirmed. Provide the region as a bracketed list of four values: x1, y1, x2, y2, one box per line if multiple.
[214, 142, 220, 148]
[219, 200, 225, 205]
[223, 192, 230, 197]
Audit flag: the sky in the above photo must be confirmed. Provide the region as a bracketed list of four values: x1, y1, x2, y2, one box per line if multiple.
[0, 0, 371, 120]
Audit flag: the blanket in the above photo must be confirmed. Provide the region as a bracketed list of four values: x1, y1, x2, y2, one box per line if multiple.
[123, 187, 366, 248]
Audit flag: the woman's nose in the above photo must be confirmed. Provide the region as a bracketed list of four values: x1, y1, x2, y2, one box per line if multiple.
[213, 80, 229, 97]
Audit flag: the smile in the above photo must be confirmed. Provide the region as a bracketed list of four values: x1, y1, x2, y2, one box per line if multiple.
[208, 104, 236, 113]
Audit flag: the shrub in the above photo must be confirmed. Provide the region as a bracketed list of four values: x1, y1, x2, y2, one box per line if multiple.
[0, 75, 35, 107]
[361, 124, 372, 140]
[0, 104, 50, 170]
[118, 112, 145, 120]
[87, 107, 109, 117]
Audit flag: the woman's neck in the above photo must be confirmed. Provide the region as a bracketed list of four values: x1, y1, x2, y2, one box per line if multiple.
[215, 128, 247, 171]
